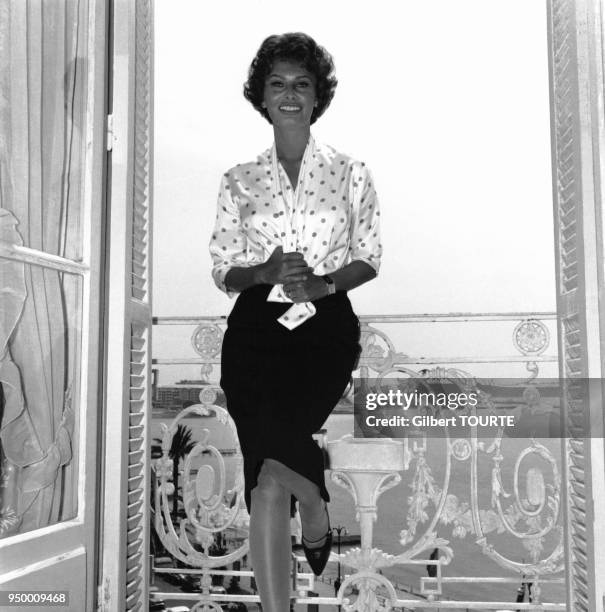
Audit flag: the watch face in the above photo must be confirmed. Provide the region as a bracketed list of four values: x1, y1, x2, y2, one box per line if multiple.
[323, 275, 336, 294]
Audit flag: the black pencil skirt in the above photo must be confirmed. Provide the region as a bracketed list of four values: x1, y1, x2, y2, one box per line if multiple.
[220, 284, 361, 514]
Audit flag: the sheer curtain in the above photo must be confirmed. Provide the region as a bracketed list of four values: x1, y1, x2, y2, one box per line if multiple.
[0, 0, 87, 537]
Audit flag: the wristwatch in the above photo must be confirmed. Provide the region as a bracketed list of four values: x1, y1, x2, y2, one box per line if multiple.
[323, 274, 336, 295]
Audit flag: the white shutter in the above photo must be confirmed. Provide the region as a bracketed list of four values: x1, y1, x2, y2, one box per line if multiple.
[99, 0, 153, 610]
[547, 1, 605, 610]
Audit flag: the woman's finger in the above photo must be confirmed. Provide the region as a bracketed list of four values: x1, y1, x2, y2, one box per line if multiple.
[283, 265, 312, 277]
[281, 272, 307, 283]
[283, 275, 307, 286]
[283, 260, 309, 272]
[282, 251, 305, 259]
[282, 258, 305, 266]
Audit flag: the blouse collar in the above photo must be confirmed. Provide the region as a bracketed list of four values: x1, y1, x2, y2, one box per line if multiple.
[269, 134, 316, 251]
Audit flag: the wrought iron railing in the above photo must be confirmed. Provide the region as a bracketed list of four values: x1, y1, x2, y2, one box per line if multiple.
[149, 312, 566, 611]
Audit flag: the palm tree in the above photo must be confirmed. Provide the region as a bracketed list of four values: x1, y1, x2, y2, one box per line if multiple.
[154, 423, 196, 519]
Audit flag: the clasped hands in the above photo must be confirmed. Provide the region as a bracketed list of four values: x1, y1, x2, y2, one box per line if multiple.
[258, 246, 329, 302]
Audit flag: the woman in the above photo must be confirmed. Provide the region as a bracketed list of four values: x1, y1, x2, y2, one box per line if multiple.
[209, 32, 381, 610]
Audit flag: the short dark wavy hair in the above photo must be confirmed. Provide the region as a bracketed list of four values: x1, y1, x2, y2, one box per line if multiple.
[243, 32, 338, 125]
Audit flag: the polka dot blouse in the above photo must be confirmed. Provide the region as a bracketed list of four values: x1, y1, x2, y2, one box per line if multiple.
[209, 134, 382, 297]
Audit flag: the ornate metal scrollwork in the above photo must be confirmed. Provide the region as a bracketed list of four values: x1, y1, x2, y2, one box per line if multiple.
[189, 599, 225, 612]
[513, 318, 551, 380]
[153, 395, 249, 570]
[513, 319, 550, 356]
[358, 323, 409, 374]
[338, 571, 399, 612]
[191, 323, 223, 359]
[153, 316, 564, 609]
[331, 367, 564, 606]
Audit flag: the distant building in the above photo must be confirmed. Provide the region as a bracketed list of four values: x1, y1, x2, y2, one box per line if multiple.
[152, 380, 225, 412]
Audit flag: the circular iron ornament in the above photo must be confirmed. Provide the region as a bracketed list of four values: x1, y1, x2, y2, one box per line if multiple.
[199, 386, 217, 405]
[513, 319, 549, 355]
[192, 324, 223, 358]
[450, 438, 472, 461]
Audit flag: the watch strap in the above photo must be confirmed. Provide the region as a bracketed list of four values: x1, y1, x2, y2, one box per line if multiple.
[323, 274, 336, 295]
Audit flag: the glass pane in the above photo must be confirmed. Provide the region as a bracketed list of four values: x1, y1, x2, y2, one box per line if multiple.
[0, 267, 82, 538]
[0, 0, 88, 262]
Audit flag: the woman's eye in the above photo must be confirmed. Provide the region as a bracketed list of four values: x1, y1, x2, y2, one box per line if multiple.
[270, 81, 283, 87]
[296, 82, 309, 88]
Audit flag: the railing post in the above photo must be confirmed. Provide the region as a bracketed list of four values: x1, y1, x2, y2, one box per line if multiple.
[328, 436, 404, 609]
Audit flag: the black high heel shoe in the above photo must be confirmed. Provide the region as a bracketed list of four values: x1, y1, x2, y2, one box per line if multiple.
[301, 502, 332, 576]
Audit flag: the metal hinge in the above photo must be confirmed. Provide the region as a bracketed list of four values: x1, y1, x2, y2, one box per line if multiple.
[106, 114, 114, 152]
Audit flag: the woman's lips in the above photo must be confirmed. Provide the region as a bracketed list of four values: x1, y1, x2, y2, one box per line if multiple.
[279, 105, 301, 113]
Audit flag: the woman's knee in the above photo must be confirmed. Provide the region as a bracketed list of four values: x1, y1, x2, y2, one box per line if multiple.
[261, 458, 320, 500]
[253, 460, 288, 502]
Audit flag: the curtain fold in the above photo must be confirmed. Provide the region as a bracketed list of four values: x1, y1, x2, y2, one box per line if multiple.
[0, 0, 86, 537]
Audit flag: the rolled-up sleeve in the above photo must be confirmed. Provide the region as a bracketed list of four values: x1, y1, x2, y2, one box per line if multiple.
[209, 174, 248, 297]
[348, 162, 382, 273]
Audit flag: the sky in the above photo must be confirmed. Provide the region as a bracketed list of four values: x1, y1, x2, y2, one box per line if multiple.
[152, 0, 557, 381]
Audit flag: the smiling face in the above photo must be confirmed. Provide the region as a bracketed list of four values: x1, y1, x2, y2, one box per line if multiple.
[262, 60, 317, 129]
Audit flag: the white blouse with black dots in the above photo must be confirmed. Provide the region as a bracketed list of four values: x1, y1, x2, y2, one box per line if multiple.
[209, 134, 382, 324]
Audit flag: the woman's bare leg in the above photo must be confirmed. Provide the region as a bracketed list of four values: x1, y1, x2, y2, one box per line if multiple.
[261, 458, 329, 546]
[249, 462, 293, 611]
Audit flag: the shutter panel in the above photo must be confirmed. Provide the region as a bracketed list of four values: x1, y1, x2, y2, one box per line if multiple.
[125, 324, 147, 612]
[131, 0, 151, 305]
[100, 0, 153, 610]
[548, 4, 590, 606]
[547, 1, 605, 609]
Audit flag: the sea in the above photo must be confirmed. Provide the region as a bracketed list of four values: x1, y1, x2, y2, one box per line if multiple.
[151, 411, 566, 608]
